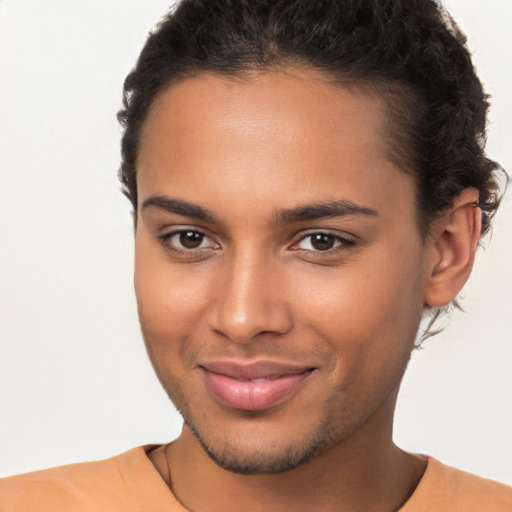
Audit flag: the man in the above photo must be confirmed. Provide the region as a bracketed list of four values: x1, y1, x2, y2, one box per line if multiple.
[1, 0, 510, 510]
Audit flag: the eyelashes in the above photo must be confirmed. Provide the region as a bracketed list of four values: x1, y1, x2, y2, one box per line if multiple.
[157, 229, 219, 261]
[162, 230, 219, 251]
[290, 232, 355, 252]
[158, 228, 356, 261]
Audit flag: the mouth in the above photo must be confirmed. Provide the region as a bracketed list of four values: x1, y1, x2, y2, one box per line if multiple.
[199, 360, 315, 411]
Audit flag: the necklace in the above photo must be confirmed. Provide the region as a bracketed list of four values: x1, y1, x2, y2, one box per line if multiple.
[164, 442, 192, 511]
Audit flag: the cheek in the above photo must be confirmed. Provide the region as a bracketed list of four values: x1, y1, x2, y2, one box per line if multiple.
[292, 243, 424, 362]
[134, 241, 209, 360]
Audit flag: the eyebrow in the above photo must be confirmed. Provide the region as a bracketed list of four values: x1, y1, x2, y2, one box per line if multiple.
[141, 195, 379, 225]
[141, 196, 218, 223]
[274, 200, 379, 224]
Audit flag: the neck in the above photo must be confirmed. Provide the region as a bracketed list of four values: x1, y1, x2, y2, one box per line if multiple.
[154, 392, 426, 512]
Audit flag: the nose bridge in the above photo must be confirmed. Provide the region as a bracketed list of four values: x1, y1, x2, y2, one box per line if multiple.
[208, 246, 291, 343]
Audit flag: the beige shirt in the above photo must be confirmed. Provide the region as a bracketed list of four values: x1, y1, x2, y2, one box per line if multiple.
[1, 445, 511, 511]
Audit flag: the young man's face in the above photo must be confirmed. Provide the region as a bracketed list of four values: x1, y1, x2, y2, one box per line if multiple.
[134, 68, 428, 474]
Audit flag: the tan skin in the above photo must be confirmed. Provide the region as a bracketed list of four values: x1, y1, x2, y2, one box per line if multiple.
[134, 68, 481, 512]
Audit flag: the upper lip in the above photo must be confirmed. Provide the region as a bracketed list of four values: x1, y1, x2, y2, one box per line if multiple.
[199, 360, 314, 380]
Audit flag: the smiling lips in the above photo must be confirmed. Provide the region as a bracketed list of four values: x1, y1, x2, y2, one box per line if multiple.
[200, 360, 313, 411]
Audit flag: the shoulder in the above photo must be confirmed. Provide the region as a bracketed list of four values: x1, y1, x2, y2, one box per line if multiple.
[0, 445, 174, 512]
[402, 457, 512, 512]
[441, 460, 512, 510]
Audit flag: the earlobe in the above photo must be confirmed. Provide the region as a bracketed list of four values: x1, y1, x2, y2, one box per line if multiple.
[424, 189, 482, 307]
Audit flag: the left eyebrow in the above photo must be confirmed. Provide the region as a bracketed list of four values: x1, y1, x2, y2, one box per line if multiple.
[274, 200, 379, 224]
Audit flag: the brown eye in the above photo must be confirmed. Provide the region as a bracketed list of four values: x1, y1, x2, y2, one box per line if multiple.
[310, 233, 336, 251]
[160, 229, 219, 257]
[179, 231, 204, 249]
[292, 232, 355, 254]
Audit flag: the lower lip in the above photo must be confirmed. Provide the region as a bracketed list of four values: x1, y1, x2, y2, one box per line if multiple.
[202, 369, 312, 411]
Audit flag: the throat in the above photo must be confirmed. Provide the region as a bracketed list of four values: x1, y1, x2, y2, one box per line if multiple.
[155, 431, 428, 512]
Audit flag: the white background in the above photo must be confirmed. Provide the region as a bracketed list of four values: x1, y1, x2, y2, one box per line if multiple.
[0, 0, 511, 483]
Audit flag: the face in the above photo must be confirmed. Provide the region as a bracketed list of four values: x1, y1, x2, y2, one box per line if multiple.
[135, 68, 428, 474]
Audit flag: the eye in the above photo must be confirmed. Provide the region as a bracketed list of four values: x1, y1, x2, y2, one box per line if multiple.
[176, 230, 207, 249]
[160, 229, 219, 252]
[291, 232, 355, 252]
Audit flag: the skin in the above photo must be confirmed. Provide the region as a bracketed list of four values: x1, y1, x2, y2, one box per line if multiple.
[134, 68, 481, 512]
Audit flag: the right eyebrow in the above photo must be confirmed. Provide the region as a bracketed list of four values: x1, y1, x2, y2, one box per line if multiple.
[141, 195, 218, 223]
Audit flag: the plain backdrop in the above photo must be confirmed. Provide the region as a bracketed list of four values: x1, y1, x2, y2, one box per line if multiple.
[0, 0, 511, 483]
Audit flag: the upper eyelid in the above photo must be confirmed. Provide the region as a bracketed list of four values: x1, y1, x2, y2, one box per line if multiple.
[158, 227, 356, 248]
[160, 230, 220, 254]
[160, 227, 216, 242]
[287, 233, 356, 256]
[160, 225, 215, 239]
[294, 229, 356, 243]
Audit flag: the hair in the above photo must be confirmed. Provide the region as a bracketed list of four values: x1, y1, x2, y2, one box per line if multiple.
[117, 0, 506, 340]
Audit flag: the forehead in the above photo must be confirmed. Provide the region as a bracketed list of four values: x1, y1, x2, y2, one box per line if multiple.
[137, 68, 416, 224]
[140, 68, 388, 167]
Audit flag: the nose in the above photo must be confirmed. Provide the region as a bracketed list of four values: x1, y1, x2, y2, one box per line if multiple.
[207, 252, 293, 344]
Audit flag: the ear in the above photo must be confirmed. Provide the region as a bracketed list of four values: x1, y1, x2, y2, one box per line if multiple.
[423, 189, 482, 307]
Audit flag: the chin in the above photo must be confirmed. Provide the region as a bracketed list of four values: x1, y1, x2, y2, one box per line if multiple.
[184, 416, 339, 475]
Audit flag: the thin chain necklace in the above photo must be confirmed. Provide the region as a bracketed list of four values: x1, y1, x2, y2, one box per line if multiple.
[165, 442, 192, 511]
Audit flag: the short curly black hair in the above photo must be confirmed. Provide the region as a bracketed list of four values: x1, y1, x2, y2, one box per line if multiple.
[118, 0, 503, 239]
